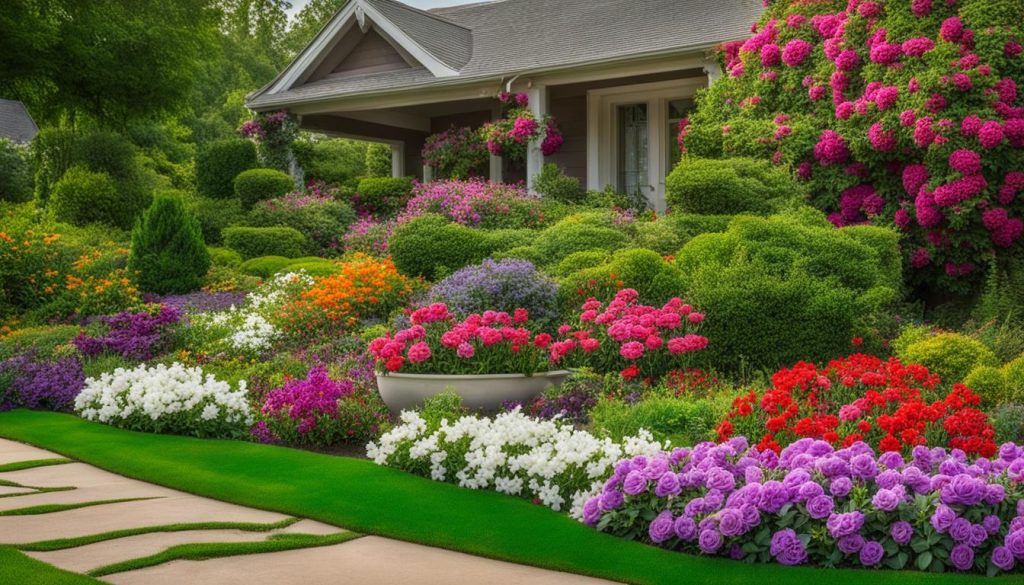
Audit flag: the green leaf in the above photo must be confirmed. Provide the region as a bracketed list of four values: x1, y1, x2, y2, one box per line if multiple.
[916, 551, 933, 571]
[911, 538, 930, 553]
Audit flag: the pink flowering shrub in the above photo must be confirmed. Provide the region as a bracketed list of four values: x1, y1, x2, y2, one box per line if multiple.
[420, 126, 489, 179]
[684, 0, 1024, 290]
[397, 179, 545, 229]
[480, 92, 564, 162]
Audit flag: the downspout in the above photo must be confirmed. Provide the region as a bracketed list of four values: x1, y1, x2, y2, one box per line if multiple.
[504, 74, 522, 93]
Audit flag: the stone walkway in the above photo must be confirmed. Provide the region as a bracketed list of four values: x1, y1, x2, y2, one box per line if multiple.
[0, 439, 617, 584]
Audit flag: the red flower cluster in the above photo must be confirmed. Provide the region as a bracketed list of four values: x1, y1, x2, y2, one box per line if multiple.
[717, 354, 997, 456]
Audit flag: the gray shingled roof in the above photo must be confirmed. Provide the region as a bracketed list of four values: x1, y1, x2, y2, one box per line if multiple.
[367, 0, 473, 70]
[0, 99, 39, 144]
[249, 0, 762, 108]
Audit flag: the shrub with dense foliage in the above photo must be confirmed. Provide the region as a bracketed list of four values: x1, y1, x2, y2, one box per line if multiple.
[196, 139, 257, 199]
[50, 166, 149, 230]
[222, 226, 308, 260]
[534, 163, 585, 203]
[129, 193, 210, 295]
[561, 249, 687, 308]
[684, 0, 1024, 290]
[719, 353, 998, 457]
[898, 331, 999, 383]
[0, 139, 32, 202]
[666, 157, 803, 214]
[353, 177, 414, 217]
[187, 196, 246, 246]
[0, 352, 84, 412]
[234, 168, 294, 211]
[292, 137, 367, 185]
[585, 437, 1024, 576]
[676, 212, 900, 370]
[421, 126, 489, 179]
[398, 179, 545, 229]
[388, 214, 490, 280]
[248, 190, 356, 256]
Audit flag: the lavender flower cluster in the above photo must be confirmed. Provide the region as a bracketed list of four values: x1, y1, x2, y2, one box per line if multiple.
[428, 259, 559, 323]
[143, 291, 247, 314]
[585, 437, 1024, 575]
[0, 353, 84, 412]
[73, 305, 181, 361]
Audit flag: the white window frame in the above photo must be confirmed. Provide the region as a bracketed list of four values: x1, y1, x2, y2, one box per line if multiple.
[586, 78, 706, 211]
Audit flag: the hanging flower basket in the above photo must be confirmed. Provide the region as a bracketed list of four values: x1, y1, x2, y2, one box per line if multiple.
[480, 92, 564, 163]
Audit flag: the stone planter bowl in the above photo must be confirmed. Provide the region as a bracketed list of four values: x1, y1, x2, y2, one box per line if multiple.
[376, 370, 571, 413]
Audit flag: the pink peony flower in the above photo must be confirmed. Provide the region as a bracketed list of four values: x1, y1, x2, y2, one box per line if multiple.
[902, 37, 935, 57]
[407, 341, 432, 363]
[978, 121, 1005, 149]
[761, 43, 781, 67]
[948, 149, 981, 175]
[456, 342, 475, 359]
[619, 341, 645, 361]
[814, 130, 849, 165]
[782, 39, 813, 66]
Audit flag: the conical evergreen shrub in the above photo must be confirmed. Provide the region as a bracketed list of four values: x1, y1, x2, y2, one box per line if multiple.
[129, 191, 211, 294]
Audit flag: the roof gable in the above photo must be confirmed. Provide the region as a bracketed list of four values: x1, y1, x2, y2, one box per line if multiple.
[0, 99, 39, 144]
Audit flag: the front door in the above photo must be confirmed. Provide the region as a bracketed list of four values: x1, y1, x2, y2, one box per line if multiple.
[617, 103, 649, 200]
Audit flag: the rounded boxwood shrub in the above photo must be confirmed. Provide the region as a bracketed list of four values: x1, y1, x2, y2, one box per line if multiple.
[561, 249, 686, 307]
[666, 157, 800, 215]
[533, 217, 631, 265]
[354, 176, 413, 217]
[128, 192, 211, 294]
[364, 143, 392, 178]
[483, 228, 537, 253]
[248, 194, 356, 256]
[634, 214, 736, 256]
[188, 196, 247, 246]
[389, 214, 489, 280]
[208, 246, 242, 267]
[281, 258, 340, 277]
[533, 163, 585, 203]
[222, 226, 308, 260]
[963, 365, 1009, 406]
[50, 166, 147, 230]
[899, 333, 1000, 384]
[1004, 354, 1024, 402]
[239, 256, 293, 277]
[234, 168, 294, 211]
[550, 250, 609, 277]
[196, 139, 257, 199]
[490, 245, 546, 266]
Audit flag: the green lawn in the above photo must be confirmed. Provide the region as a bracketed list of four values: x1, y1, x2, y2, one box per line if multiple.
[0, 410, 1012, 585]
[0, 547, 104, 585]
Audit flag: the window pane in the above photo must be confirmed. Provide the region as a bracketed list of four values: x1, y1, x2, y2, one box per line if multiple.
[668, 98, 696, 120]
[618, 104, 648, 196]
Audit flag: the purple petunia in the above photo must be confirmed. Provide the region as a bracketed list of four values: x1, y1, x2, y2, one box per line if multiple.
[859, 541, 885, 566]
[890, 521, 913, 545]
[649, 510, 675, 543]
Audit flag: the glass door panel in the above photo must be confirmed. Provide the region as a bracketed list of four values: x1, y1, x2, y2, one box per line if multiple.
[667, 98, 696, 171]
[618, 103, 648, 198]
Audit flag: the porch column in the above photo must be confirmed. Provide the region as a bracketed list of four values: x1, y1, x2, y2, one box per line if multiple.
[702, 57, 723, 87]
[489, 153, 503, 183]
[390, 143, 404, 177]
[423, 164, 434, 182]
[526, 84, 548, 193]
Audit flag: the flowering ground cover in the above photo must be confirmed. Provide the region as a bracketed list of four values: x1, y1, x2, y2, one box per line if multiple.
[1, 410, 1016, 585]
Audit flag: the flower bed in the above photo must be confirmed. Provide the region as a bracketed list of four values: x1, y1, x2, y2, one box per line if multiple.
[367, 407, 666, 515]
[717, 354, 998, 457]
[74, 304, 182, 361]
[585, 437, 1024, 575]
[397, 179, 543, 229]
[75, 362, 253, 438]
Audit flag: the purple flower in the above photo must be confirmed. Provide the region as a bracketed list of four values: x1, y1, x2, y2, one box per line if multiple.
[890, 521, 913, 545]
[991, 546, 1015, 571]
[806, 495, 834, 519]
[859, 540, 884, 566]
[648, 510, 675, 543]
[0, 353, 84, 412]
[950, 543, 975, 571]
[623, 470, 647, 495]
[758, 481, 789, 513]
[1005, 531, 1024, 559]
[850, 454, 879, 480]
[983, 515, 1002, 535]
[698, 529, 723, 554]
[582, 496, 602, 525]
[706, 467, 736, 492]
[830, 476, 853, 497]
[940, 475, 986, 506]
[600, 490, 624, 511]
[871, 488, 902, 512]
[674, 515, 697, 541]
[770, 528, 808, 565]
[837, 534, 865, 555]
[949, 517, 972, 543]
[655, 471, 681, 497]
[931, 504, 957, 533]
[717, 507, 746, 537]
[74, 304, 181, 361]
[827, 511, 865, 538]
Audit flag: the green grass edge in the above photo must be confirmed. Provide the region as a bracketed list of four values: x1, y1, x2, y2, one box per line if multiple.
[87, 531, 361, 577]
[0, 547, 106, 585]
[0, 497, 160, 517]
[18, 518, 302, 552]
[0, 410, 1014, 585]
[0, 458, 71, 473]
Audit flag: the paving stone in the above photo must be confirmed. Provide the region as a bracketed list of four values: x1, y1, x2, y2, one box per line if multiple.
[103, 536, 620, 585]
[0, 439, 62, 466]
[275, 518, 343, 536]
[0, 485, 35, 496]
[0, 462, 158, 489]
[0, 495, 290, 544]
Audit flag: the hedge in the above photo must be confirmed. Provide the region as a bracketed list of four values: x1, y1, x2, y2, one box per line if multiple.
[196, 139, 257, 199]
[222, 226, 308, 260]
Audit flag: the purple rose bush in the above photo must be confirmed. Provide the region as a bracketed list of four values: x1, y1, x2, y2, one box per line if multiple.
[583, 436, 1024, 575]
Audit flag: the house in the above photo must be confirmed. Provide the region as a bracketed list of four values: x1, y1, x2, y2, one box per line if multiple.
[0, 99, 39, 145]
[247, 0, 762, 210]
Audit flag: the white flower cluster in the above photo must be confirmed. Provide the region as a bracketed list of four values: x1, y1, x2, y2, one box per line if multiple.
[75, 362, 253, 437]
[189, 272, 312, 356]
[367, 408, 666, 518]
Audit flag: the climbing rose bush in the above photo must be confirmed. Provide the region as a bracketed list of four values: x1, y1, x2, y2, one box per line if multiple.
[585, 437, 1024, 576]
[685, 0, 1024, 290]
[717, 354, 998, 457]
[367, 407, 667, 516]
[75, 362, 253, 438]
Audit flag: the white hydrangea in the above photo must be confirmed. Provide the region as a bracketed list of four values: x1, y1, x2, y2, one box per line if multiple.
[367, 408, 666, 518]
[75, 362, 253, 437]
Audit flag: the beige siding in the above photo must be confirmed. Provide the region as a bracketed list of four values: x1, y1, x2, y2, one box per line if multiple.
[331, 29, 410, 77]
[546, 95, 587, 185]
[429, 110, 493, 134]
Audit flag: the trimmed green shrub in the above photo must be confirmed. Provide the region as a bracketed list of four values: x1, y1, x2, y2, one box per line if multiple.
[389, 214, 489, 280]
[294, 138, 366, 185]
[238, 256, 293, 277]
[355, 176, 413, 217]
[634, 214, 735, 256]
[207, 247, 242, 267]
[0, 139, 32, 202]
[891, 324, 935, 358]
[234, 168, 294, 211]
[991, 403, 1024, 445]
[50, 167, 147, 230]
[222, 226, 308, 260]
[686, 262, 858, 371]
[364, 143, 392, 178]
[666, 157, 801, 215]
[282, 258, 340, 277]
[419, 390, 467, 426]
[491, 245, 546, 265]
[31, 128, 77, 203]
[1005, 354, 1024, 403]
[32, 129, 148, 208]
[532, 216, 631, 265]
[551, 251, 609, 277]
[196, 139, 257, 199]
[562, 249, 686, 306]
[841, 225, 903, 292]
[899, 333, 1000, 384]
[963, 365, 1008, 406]
[188, 196, 247, 246]
[589, 395, 728, 446]
[128, 192, 210, 294]
[483, 228, 537, 253]
[248, 196, 356, 256]
[533, 163, 584, 203]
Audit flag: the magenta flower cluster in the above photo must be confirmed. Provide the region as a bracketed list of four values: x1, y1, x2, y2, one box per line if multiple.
[73, 304, 181, 361]
[398, 179, 536, 228]
[255, 366, 357, 446]
[585, 437, 1024, 575]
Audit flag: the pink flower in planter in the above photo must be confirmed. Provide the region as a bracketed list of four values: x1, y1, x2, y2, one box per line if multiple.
[510, 116, 539, 143]
[456, 342, 475, 359]
[408, 342, 432, 363]
[620, 342, 645, 361]
[514, 93, 529, 107]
